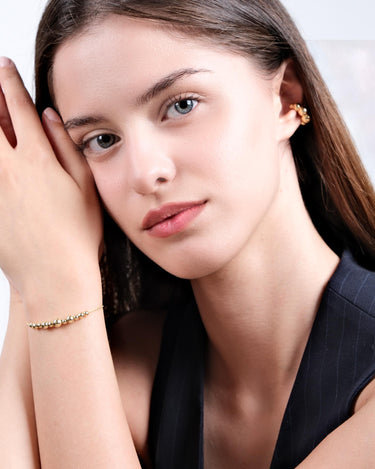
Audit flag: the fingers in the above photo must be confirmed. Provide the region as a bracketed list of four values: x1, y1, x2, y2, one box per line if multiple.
[0, 57, 96, 195]
[42, 108, 94, 189]
[0, 85, 17, 147]
[0, 124, 10, 147]
[0, 57, 44, 144]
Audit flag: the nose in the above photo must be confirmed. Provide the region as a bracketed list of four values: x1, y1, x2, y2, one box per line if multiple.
[126, 129, 176, 195]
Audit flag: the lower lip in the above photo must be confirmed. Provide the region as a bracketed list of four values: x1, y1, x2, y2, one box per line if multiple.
[146, 203, 206, 238]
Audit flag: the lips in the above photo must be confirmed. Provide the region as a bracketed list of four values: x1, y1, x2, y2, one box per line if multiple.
[142, 200, 207, 237]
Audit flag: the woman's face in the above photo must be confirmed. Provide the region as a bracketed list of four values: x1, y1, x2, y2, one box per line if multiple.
[53, 15, 294, 279]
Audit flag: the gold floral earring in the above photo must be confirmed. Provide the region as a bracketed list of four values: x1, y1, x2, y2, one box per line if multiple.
[290, 103, 311, 126]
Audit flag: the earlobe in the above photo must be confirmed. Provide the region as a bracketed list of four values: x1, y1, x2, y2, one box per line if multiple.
[276, 107, 301, 142]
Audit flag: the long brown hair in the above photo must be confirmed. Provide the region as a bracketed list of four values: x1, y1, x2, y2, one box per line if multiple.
[34, 0, 375, 321]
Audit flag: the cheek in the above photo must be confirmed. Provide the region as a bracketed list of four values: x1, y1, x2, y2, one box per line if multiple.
[199, 101, 279, 189]
[90, 165, 119, 202]
[88, 162, 133, 223]
[206, 108, 281, 245]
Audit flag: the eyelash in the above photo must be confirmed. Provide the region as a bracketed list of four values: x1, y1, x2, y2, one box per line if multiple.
[163, 93, 200, 120]
[75, 93, 201, 157]
[73, 130, 120, 157]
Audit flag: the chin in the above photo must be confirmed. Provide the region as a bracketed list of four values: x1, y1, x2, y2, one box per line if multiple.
[151, 252, 227, 281]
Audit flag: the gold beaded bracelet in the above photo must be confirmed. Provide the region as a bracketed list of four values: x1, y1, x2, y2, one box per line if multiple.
[27, 305, 104, 330]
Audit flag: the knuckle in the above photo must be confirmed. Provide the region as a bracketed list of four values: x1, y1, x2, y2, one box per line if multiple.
[0, 65, 15, 83]
[0, 161, 15, 186]
[0, 67, 21, 90]
[0, 70, 31, 106]
[7, 92, 32, 109]
[19, 143, 51, 164]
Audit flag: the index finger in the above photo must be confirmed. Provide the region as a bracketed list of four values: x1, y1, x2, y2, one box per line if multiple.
[0, 57, 44, 145]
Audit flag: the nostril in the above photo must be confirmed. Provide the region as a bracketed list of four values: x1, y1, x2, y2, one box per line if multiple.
[156, 176, 168, 183]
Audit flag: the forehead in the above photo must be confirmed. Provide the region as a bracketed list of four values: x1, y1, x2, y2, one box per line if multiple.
[52, 14, 264, 116]
[51, 17, 193, 105]
[53, 16, 213, 81]
[55, 13, 232, 61]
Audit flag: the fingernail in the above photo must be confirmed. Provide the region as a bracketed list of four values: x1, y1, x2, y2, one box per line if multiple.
[0, 57, 13, 68]
[43, 107, 61, 123]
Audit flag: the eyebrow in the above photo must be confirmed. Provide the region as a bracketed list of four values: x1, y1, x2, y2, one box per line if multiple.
[63, 68, 211, 131]
[64, 116, 107, 132]
[136, 67, 211, 105]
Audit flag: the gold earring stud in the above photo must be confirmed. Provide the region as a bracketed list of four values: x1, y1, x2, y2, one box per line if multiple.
[290, 103, 311, 126]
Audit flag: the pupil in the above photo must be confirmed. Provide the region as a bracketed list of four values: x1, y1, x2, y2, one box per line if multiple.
[98, 135, 113, 148]
[175, 99, 193, 114]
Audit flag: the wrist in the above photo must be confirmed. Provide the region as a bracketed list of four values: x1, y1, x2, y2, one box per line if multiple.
[27, 304, 104, 330]
[22, 263, 103, 324]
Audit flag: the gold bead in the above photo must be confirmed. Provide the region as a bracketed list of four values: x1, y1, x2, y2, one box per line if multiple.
[26, 305, 103, 330]
[290, 103, 311, 126]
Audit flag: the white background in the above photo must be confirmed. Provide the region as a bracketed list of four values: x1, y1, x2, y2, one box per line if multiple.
[1, 0, 375, 352]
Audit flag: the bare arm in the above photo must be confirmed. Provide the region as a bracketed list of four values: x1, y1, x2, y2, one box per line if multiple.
[0, 287, 39, 468]
[0, 59, 141, 469]
[297, 379, 375, 468]
[0, 66, 39, 467]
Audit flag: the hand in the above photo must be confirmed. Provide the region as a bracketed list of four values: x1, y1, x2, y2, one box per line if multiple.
[0, 58, 103, 302]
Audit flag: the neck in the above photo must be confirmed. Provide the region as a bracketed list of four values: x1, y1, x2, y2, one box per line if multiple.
[191, 154, 339, 396]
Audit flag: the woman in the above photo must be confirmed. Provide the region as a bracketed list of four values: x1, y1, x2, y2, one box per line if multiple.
[0, 0, 375, 467]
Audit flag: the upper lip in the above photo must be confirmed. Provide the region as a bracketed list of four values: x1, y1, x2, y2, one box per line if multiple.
[142, 200, 207, 230]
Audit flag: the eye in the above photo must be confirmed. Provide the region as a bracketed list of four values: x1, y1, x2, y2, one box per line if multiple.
[165, 97, 198, 119]
[80, 133, 120, 157]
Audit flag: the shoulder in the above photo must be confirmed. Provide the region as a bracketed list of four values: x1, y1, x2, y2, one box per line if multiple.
[109, 309, 167, 464]
[326, 252, 375, 413]
[326, 250, 375, 318]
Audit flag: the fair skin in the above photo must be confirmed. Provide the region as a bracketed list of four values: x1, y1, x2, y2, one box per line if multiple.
[0, 14, 375, 469]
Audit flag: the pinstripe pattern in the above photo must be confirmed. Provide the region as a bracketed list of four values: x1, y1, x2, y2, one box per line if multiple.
[148, 252, 375, 468]
[149, 300, 205, 469]
[271, 252, 375, 466]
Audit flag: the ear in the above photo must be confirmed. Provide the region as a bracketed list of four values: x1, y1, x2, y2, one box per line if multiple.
[272, 60, 305, 142]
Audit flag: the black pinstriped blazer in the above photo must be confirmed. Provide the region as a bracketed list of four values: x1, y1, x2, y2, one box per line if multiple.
[148, 251, 375, 468]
